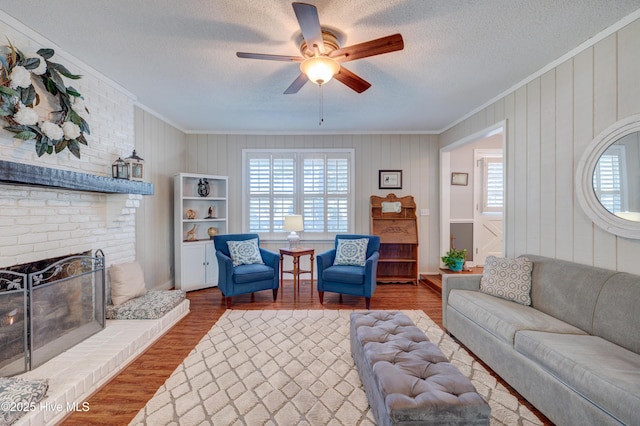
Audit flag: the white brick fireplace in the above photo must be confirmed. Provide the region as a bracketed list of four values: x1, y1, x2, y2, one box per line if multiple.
[0, 15, 181, 426]
[0, 12, 141, 270]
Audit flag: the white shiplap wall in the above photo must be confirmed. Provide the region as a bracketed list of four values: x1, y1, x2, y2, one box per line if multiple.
[134, 107, 186, 289]
[440, 17, 640, 274]
[184, 134, 441, 274]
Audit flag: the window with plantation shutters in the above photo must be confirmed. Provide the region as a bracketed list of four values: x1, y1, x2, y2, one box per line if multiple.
[481, 157, 504, 213]
[593, 145, 626, 213]
[243, 149, 354, 239]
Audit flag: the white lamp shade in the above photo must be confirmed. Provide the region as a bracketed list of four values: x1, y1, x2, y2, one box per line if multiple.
[300, 56, 340, 85]
[284, 214, 304, 232]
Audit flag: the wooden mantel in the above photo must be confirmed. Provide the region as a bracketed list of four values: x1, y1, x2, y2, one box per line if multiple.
[0, 160, 154, 195]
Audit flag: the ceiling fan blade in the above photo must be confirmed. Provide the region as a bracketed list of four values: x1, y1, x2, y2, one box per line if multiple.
[330, 33, 404, 62]
[334, 66, 371, 93]
[236, 52, 303, 62]
[284, 73, 309, 94]
[292, 2, 325, 54]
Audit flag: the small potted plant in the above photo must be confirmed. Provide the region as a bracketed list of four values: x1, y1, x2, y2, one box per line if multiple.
[441, 247, 467, 272]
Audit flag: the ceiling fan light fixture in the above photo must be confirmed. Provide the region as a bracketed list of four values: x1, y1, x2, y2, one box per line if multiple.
[300, 56, 340, 85]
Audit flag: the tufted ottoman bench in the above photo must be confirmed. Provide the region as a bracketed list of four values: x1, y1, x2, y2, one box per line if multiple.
[350, 311, 491, 425]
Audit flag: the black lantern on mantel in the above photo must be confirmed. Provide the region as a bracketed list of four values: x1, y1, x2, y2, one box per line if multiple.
[125, 150, 144, 181]
[112, 157, 129, 179]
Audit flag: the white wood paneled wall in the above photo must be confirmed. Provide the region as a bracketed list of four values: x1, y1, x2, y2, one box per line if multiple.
[440, 18, 640, 274]
[184, 134, 441, 274]
[134, 107, 186, 289]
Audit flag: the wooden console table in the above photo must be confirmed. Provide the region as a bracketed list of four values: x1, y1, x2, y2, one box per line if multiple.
[279, 247, 315, 295]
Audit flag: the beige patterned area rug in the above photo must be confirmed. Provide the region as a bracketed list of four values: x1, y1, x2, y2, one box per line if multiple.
[130, 310, 542, 426]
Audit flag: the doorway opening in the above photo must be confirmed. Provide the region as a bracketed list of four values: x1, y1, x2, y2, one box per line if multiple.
[440, 122, 506, 269]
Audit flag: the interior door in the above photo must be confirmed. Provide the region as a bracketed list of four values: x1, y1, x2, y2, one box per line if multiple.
[473, 150, 504, 265]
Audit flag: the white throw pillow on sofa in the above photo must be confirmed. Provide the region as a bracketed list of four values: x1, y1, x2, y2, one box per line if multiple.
[480, 256, 533, 305]
[110, 261, 147, 306]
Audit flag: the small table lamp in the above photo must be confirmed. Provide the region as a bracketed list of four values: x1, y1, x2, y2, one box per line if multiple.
[284, 214, 304, 249]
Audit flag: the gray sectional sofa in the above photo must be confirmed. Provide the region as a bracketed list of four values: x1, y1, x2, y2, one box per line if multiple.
[442, 254, 640, 426]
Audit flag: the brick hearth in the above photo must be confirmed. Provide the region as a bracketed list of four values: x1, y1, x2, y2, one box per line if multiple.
[13, 301, 189, 426]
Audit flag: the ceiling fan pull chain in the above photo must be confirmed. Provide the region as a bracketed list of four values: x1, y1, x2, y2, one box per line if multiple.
[319, 84, 324, 126]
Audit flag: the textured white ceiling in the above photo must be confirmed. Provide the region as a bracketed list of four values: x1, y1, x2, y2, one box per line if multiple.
[1, 1, 639, 133]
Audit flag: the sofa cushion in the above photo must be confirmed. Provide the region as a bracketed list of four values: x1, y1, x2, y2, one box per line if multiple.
[334, 238, 369, 266]
[449, 290, 586, 345]
[232, 263, 274, 284]
[593, 272, 640, 354]
[524, 255, 616, 334]
[110, 261, 147, 306]
[480, 256, 533, 305]
[106, 290, 186, 320]
[516, 330, 640, 426]
[227, 238, 264, 267]
[322, 265, 365, 285]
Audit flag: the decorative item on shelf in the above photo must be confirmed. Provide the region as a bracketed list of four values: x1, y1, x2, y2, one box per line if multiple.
[197, 178, 210, 197]
[125, 150, 144, 181]
[186, 225, 197, 241]
[284, 214, 304, 249]
[207, 227, 218, 239]
[206, 206, 215, 219]
[111, 157, 129, 179]
[0, 40, 91, 158]
[186, 209, 196, 219]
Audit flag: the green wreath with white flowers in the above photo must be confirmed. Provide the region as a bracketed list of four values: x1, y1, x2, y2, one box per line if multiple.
[0, 41, 90, 158]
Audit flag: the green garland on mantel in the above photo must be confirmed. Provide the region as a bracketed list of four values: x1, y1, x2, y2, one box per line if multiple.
[0, 40, 90, 158]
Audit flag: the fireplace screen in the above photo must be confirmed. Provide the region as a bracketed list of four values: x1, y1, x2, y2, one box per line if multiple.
[0, 251, 105, 376]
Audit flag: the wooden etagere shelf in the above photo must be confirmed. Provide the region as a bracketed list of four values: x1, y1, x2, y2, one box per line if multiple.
[370, 193, 418, 285]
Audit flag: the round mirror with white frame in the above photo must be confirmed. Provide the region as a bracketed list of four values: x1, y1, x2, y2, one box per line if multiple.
[576, 114, 640, 238]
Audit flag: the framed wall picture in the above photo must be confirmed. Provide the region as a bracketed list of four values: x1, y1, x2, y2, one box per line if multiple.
[379, 170, 402, 189]
[451, 172, 468, 186]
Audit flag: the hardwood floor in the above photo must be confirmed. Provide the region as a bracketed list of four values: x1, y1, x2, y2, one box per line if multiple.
[61, 280, 551, 425]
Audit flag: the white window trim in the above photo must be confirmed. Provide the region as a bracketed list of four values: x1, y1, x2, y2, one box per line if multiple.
[242, 148, 355, 241]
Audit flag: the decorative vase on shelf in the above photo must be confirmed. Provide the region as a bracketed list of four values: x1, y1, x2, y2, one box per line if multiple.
[197, 178, 210, 197]
[208, 227, 218, 239]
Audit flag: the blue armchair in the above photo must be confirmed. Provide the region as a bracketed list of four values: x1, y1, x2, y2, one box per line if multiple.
[213, 234, 279, 308]
[316, 234, 381, 309]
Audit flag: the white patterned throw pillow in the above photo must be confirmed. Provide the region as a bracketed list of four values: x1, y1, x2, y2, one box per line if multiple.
[334, 238, 369, 266]
[480, 256, 533, 305]
[227, 238, 264, 267]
